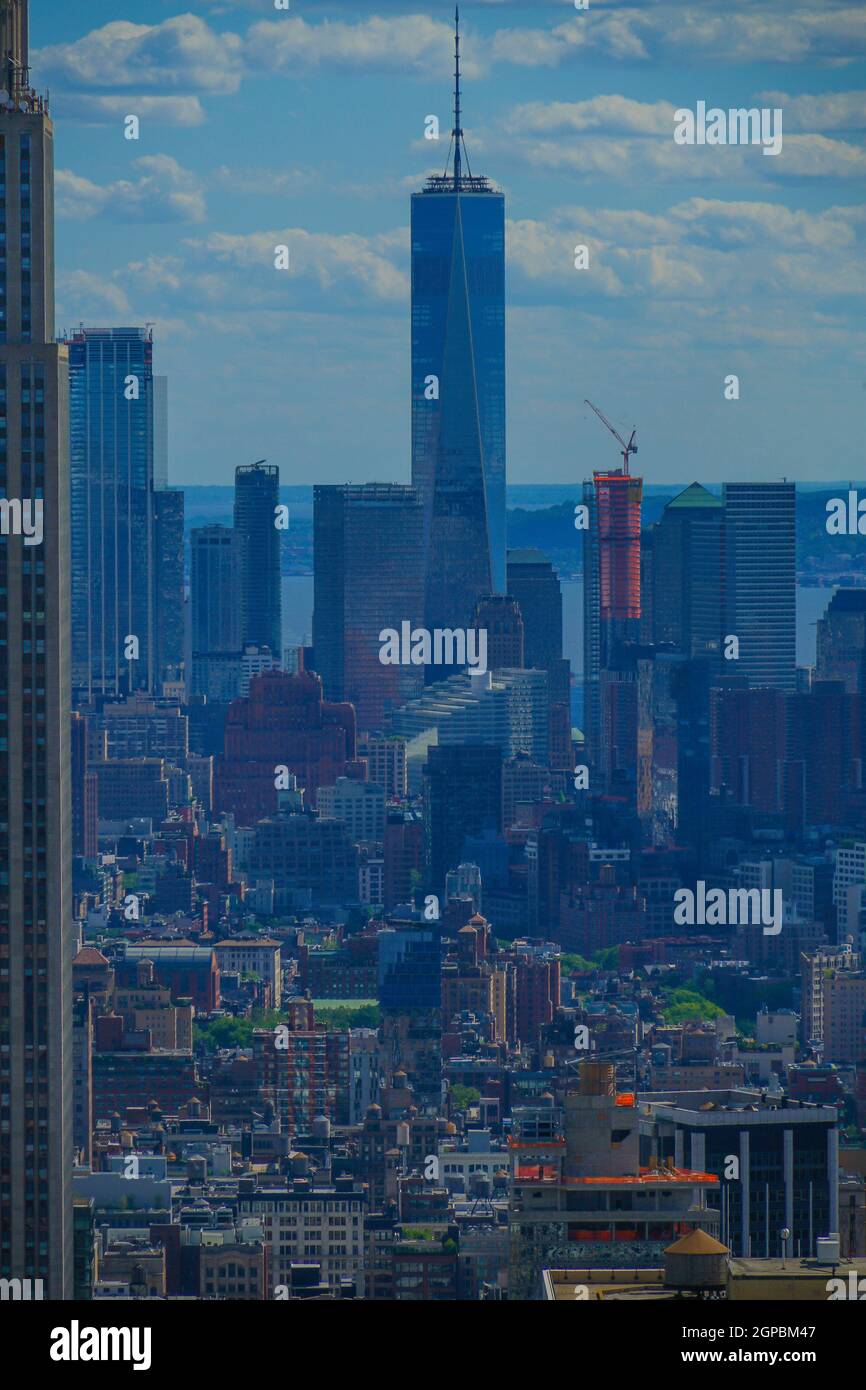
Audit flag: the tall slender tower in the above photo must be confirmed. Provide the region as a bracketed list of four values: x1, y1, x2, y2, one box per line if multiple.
[0, 0, 73, 1298]
[234, 461, 282, 658]
[66, 325, 155, 698]
[582, 466, 643, 769]
[411, 8, 505, 633]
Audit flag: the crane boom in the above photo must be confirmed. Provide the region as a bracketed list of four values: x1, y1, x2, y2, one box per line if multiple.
[584, 398, 637, 475]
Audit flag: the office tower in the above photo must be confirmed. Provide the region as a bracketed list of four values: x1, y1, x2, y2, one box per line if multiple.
[423, 743, 502, 895]
[383, 810, 423, 909]
[153, 374, 168, 490]
[582, 464, 643, 767]
[153, 486, 184, 689]
[723, 481, 796, 692]
[190, 524, 241, 660]
[786, 680, 862, 833]
[0, 0, 73, 1296]
[358, 733, 408, 801]
[834, 845, 866, 943]
[816, 589, 866, 694]
[247, 814, 359, 910]
[378, 924, 443, 1109]
[234, 460, 281, 657]
[472, 594, 523, 670]
[507, 550, 561, 670]
[636, 651, 712, 857]
[68, 326, 155, 698]
[411, 11, 505, 631]
[506, 549, 571, 770]
[313, 483, 424, 732]
[214, 666, 360, 822]
[650, 482, 725, 662]
[317, 776, 386, 847]
[502, 753, 549, 831]
[711, 685, 787, 813]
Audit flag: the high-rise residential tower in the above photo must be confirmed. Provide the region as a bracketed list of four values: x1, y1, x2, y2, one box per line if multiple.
[67, 325, 155, 697]
[313, 483, 424, 733]
[411, 10, 505, 630]
[234, 460, 281, 658]
[723, 481, 796, 693]
[582, 466, 643, 767]
[0, 0, 73, 1297]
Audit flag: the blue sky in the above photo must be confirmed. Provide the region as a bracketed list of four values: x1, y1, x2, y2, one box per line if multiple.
[31, 0, 866, 486]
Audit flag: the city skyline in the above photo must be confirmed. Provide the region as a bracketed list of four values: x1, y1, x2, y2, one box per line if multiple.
[4, 0, 866, 1331]
[23, 0, 866, 487]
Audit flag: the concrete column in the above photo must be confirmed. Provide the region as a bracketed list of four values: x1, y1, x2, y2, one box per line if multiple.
[674, 1129, 684, 1169]
[740, 1130, 751, 1257]
[828, 1125, 839, 1242]
[784, 1128, 794, 1255]
[690, 1131, 705, 1172]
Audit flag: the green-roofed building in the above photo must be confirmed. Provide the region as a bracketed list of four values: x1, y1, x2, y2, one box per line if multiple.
[648, 482, 725, 666]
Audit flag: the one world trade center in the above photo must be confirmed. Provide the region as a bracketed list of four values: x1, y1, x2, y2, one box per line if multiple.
[411, 8, 505, 633]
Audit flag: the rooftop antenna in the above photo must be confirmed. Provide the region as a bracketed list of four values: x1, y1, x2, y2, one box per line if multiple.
[453, 7, 462, 189]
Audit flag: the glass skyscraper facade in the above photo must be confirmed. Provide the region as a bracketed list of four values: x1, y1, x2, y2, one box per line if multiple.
[313, 483, 424, 734]
[723, 481, 796, 693]
[410, 32, 505, 631]
[67, 325, 154, 698]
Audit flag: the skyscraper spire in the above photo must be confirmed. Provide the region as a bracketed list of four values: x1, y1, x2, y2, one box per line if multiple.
[453, 6, 462, 188]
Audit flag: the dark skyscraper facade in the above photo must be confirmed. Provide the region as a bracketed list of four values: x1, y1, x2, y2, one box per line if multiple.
[506, 549, 572, 771]
[190, 523, 241, 659]
[816, 589, 866, 695]
[423, 742, 502, 896]
[411, 14, 505, 629]
[0, 0, 73, 1297]
[234, 461, 281, 658]
[68, 326, 155, 698]
[313, 483, 424, 733]
[650, 482, 725, 664]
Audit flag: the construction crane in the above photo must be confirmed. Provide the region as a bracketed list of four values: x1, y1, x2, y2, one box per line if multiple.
[584, 399, 637, 475]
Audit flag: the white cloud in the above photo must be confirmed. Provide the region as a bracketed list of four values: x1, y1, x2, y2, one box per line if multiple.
[757, 90, 866, 132]
[505, 198, 866, 305]
[52, 93, 206, 127]
[507, 96, 676, 137]
[243, 15, 475, 77]
[183, 226, 409, 304]
[36, 16, 244, 93]
[56, 155, 206, 223]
